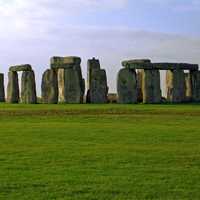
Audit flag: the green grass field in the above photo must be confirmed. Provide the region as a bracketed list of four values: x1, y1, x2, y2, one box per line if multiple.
[0, 104, 200, 200]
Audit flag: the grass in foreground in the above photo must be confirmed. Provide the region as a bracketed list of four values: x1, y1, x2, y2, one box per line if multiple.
[0, 104, 200, 200]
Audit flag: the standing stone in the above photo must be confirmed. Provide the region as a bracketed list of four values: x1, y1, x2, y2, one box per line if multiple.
[0, 74, 5, 102]
[185, 73, 192, 102]
[90, 69, 108, 103]
[137, 70, 143, 102]
[7, 71, 19, 103]
[166, 69, 186, 103]
[142, 69, 161, 104]
[53, 56, 84, 104]
[87, 58, 108, 103]
[73, 65, 85, 103]
[57, 68, 65, 103]
[87, 58, 101, 89]
[64, 68, 83, 103]
[41, 69, 58, 104]
[190, 70, 200, 102]
[117, 68, 137, 104]
[21, 71, 37, 104]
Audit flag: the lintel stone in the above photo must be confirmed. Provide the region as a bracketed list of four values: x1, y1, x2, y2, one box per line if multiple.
[122, 61, 199, 71]
[9, 64, 32, 72]
[51, 56, 81, 69]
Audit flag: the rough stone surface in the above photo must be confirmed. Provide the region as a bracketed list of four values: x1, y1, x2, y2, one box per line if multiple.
[117, 68, 137, 104]
[7, 71, 19, 103]
[64, 68, 83, 103]
[123, 62, 198, 71]
[190, 71, 200, 102]
[57, 66, 84, 103]
[154, 63, 198, 71]
[57, 69, 65, 103]
[51, 56, 81, 69]
[0, 74, 5, 102]
[122, 59, 151, 67]
[136, 70, 143, 102]
[87, 58, 101, 89]
[21, 71, 37, 104]
[90, 69, 108, 103]
[185, 73, 192, 102]
[142, 70, 161, 104]
[9, 64, 32, 72]
[87, 58, 108, 103]
[41, 69, 58, 104]
[166, 70, 186, 103]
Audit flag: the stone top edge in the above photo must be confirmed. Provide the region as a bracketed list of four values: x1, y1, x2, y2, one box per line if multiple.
[50, 56, 81, 65]
[9, 64, 32, 72]
[122, 59, 151, 66]
[123, 62, 199, 70]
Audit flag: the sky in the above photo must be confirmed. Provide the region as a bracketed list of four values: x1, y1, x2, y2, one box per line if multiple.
[0, 0, 200, 95]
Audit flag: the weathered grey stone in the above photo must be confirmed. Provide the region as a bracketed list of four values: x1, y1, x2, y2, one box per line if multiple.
[0, 74, 5, 102]
[21, 71, 37, 104]
[57, 66, 84, 103]
[117, 68, 137, 104]
[9, 64, 32, 72]
[166, 70, 186, 103]
[7, 71, 19, 103]
[90, 69, 108, 103]
[87, 58, 108, 103]
[154, 63, 198, 71]
[123, 62, 198, 71]
[136, 70, 143, 102]
[81, 78, 85, 103]
[41, 69, 58, 104]
[190, 70, 200, 102]
[51, 56, 81, 69]
[122, 59, 151, 67]
[57, 68, 65, 103]
[87, 58, 101, 89]
[142, 70, 161, 103]
[64, 68, 83, 103]
[185, 73, 192, 102]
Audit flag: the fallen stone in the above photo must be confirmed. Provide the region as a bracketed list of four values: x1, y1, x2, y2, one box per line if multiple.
[9, 64, 32, 72]
[41, 69, 58, 104]
[0, 73, 5, 102]
[7, 71, 19, 103]
[166, 69, 186, 103]
[117, 68, 137, 104]
[21, 71, 37, 104]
